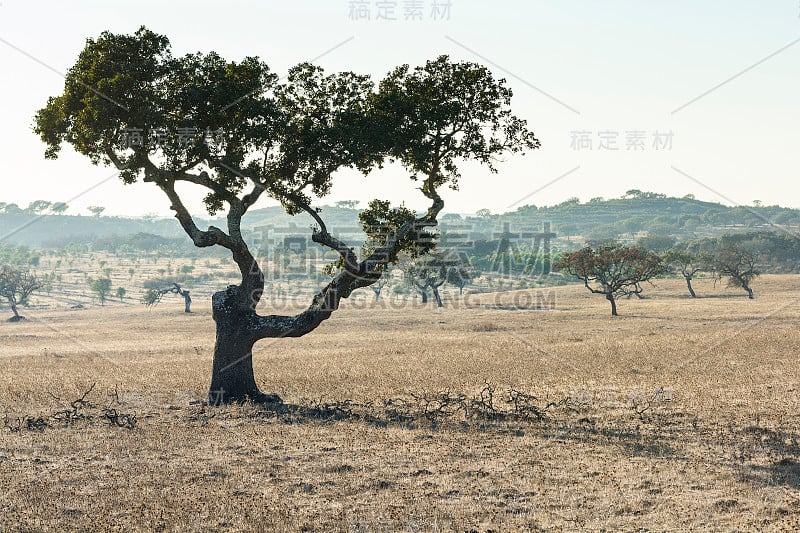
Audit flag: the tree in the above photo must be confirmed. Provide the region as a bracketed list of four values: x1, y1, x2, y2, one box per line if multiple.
[143, 283, 192, 313]
[335, 200, 360, 209]
[404, 257, 447, 307]
[554, 244, 665, 316]
[663, 249, 708, 298]
[50, 202, 69, 214]
[0, 266, 42, 321]
[637, 235, 676, 253]
[116, 287, 127, 301]
[445, 264, 472, 295]
[2, 203, 23, 215]
[25, 200, 52, 214]
[89, 277, 112, 305]
[35, 28, 539, 404]
[710, 246, 759, 299]
[403, 250, 467, 305]
[87, 206, 105, 217]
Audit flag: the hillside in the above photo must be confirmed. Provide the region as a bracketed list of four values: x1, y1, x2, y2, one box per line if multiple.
[2, 193, 799, 249]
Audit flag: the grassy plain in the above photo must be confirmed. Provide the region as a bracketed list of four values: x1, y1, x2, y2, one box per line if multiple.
[1, 275, 799, 531]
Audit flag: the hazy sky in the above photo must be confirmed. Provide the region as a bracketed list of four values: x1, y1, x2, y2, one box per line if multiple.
[0, 1, 798, 217]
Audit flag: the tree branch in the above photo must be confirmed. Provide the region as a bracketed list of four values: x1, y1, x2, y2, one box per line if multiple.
[251, 178, 445, 340]
[158, 177, 235, 249]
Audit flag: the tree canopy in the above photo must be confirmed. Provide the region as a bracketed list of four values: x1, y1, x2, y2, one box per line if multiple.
[554, 244, 665, 316]
[0, 266, 42, 321]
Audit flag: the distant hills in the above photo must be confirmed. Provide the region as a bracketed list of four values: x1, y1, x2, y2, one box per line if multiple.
[1, 192, 798, 248]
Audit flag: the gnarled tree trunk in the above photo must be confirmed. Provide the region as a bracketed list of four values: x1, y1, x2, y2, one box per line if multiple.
[684, 274, 697, 298]
[607, 293, 618, 316]
[432, 286, 443, 307]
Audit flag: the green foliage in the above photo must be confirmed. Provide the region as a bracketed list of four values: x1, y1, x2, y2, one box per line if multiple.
[142, 288, 161, 306]
[637, 235, 677, 253]
[710, 245, 760, 294]
[358, 200, 436, 264]
[555, 244, 665, 314]
[0, 266, 42, 317]
[88, 277, 112, 305]
[25, 200, 52, 214]
[374, 56, 539, 191]
[0, 244, 40, 267]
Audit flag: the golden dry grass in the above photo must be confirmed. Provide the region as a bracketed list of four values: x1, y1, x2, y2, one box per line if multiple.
[1, 274, 800, 531]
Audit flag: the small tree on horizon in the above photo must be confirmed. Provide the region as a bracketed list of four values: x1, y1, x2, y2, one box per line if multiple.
[87, 206, 105, 217]
[554, 244, 665, 316]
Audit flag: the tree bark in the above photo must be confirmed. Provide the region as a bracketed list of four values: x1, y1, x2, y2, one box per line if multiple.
[183, 291, 192, 313]
[420, 291, 428, 304]
[745, 285, 754, 299]
[432, 287, 443, 308]
[207, 286, 280, 405]
[607, 293, 618, 316]
[685, 275, 697, 298]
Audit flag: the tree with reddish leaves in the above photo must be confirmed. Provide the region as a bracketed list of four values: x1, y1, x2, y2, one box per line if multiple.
[554, 244, 665, 316]
[34, 27, 539, 404]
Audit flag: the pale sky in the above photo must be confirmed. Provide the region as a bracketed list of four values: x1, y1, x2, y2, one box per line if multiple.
[0, 1, 798, 218]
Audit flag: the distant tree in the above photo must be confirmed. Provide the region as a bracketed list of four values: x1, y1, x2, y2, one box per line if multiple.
[554, 244, 665, 316]
[558, 197, 581, 207]
[369, 265, 391, 301]
[404, 256, 449, 307]
[89, 277, 112, 305]
[25, 200, 52, 214]
[711, 246, 759, 299]
[441, 213, 463, 222]
[334, 200, 360, 209]
[663, 249, 708, 298]
[50, 202, 69, 214]
[475, 208, 492, 219]
[143, 283, 192, 313]
[624, 189, 643, 199]
[637, 235, 677, 253]
[116, 287, 127, 301]
[87, 206, 105, 217]
[445, 264, 472, 295]
[585, 224, 618, 242]
[557, 222, 579, 237]
[2, 203, 23, 214]
[0, 266, 42, 321]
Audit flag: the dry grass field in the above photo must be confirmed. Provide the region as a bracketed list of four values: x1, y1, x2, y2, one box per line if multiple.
[2, 274, 800, 531]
